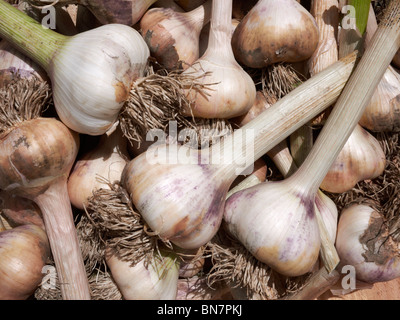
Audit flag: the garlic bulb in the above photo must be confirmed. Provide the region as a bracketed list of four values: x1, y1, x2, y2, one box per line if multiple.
[68, 124, 130, 210]
[180, 0, 256, 119]
[0, 117, 90, 300]
[359, 6, 400, 132]
[0, 2, 150, 136]
[336, 203, 400, 283]
[140, 0, 212, 70]
[176, 246, 205, 278]
[106, 248, 180, 300]
[224, 180, 321, 277]
[231, 0, 320, 68]
[320, 124, 386, 194]
[223, 1, 400, 277]
[0, 190, 45, 230]
[0, 39, 47, 86]
[122, 54, 355, 251]
[0, 224, 50, 300]
[49, 25, 149, 136]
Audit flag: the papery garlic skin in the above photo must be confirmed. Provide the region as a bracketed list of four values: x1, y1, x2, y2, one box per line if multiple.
[68, 125, 129, 210]
[140, 2, 210, 70]
[336, 204, 400, 283]
[182, 57, 256, 119]
[320, 124, 386, 194]
[231, 0, 319, 68]
[0, 118, 79, 197]
[224, 180, 321, 277]
[122, 144, 233, 249]
[0, 40, 47, 86]
[359, 65, 400, 132]
[180, 0, 256, 119]
[49, 24, 149, 136]
[315, 191, 338, 245]
[106, 249, 179, 300]
[0, 224, 50, 300]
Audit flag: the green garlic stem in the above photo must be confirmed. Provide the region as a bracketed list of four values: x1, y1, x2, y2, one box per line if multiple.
[0, 0, 67, 70]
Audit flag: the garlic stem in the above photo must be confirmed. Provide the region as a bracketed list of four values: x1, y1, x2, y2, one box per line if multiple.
[210, 53, 358, 177]
[289, 3, 400, 194]
[0, 1, 66, 70]
[188, 0, 212, 29]
[35, 176, 91, 300]
[206, 0, 234, 59]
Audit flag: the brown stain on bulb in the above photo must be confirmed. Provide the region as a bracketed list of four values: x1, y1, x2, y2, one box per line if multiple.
[360, 212, 399, 266]
[0, 118, 79, 198]
[141, 7, 194, 70]
[231, 0, 319, 68]
[113, 81, 130, 103]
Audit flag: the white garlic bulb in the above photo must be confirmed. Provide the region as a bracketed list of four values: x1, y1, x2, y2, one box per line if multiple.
[320, 124, 386, 194]
[106, 249, 180, 300]
[336, 203, 400, 283]
[50, 24, 149, 135]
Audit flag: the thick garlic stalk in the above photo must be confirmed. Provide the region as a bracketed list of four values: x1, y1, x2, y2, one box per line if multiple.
[122, 53, 356, 251]
[106, 248, 180, 300]
[223, 0, 400, 277]
[320, 124, 386, 194]
[231, 0, 320, 68]
[0, 224, 50, 300]
[68, 124, 130, 210]
[336, 203, 400, 283]
[359, 5, 400, 132]
[0, 1, 150, 136]
[140, 0, 212, 70]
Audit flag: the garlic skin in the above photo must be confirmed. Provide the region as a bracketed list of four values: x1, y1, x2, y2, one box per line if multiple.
[315, 190, 337, 245]
[320, 124, 386, 194]
[0, 118, 79, 197]
[106, 249, 179, 300]
[231, 0, 319, 68]
[181, 0, 256, 119]
[359, 6, 400, 132]
[0, 40, 47, 86]
[68, 124, 130, 210]
[49, 24, 149, 136]
[122, 144, 234, 249]
[0, 224, 50, 300]
[223, 180, 321, 277]
[140, 1, 211, 70]
[336, 204, 400, 283]
[359, 65, 400, 132]
[0, 191, 45, 230]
